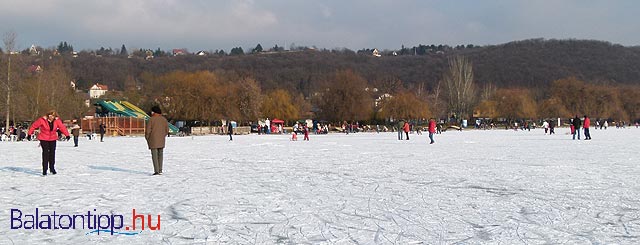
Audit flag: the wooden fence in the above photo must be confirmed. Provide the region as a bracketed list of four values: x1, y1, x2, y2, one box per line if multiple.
[81, 117, 146, 136]
[191, 126, 251, 135]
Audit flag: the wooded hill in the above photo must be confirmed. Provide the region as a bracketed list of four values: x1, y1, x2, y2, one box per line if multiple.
[61, 39, 640, 93]
[2, 38, 640, 123]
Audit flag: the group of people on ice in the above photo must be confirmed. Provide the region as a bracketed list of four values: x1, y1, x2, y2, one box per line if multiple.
[395, 119, 437, 144]
[570, 115, 592, 140]
[24, 106, 169, 176]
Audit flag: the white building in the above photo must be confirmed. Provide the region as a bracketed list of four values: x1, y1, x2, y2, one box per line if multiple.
[372, 49, 381, 57]
[89, 83, 108, 98]
[375, 93, 393, 107]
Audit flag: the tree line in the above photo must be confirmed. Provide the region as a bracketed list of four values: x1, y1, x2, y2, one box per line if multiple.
[1, 36, 640, 127]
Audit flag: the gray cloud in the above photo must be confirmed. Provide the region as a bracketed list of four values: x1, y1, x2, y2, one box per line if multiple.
[0, 0, 637, 52]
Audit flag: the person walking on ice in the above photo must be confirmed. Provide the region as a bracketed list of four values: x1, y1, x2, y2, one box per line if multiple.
[145, 106, 169, 176]
[572, 115, 582, 140]
[583, 115, 592, 140]
[227, 121, 234, 141]
[397, 120, 404, 140]
[99, 121, 106, 142]
[428, 118, 436, 144]
[303, 125, 310, 141]
[27, 110, 70, 176]
[71, 120, 80, 147]
[403, 121, 410, 140]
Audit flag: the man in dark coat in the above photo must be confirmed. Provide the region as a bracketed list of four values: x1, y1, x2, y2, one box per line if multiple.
[99, 121, 106, 142]
[71, 121, 81, 147]
[572, 115, 582, 140]
[227, 121, 234, 141]
[145, 106, 169, 175]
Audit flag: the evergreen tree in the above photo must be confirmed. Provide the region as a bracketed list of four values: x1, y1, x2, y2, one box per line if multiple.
[270, 44, 283, 52]
[120, 44, 128, 56]
[57, 41, 74, 52]
[154, 48, 167, 57]
[252, 44, 263, 53]
[230, 47, 244, 55]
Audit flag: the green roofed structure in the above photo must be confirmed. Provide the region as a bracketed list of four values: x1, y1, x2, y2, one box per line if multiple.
[95, 100, 179, 134]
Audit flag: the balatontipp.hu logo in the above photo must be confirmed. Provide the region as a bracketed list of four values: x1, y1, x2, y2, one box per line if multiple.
[10, 208, 160, 236]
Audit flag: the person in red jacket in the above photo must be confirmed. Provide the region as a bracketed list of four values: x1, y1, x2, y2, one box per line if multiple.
[428, 118, 437, 144]
[303, 125, 310, 141]
[583, 115, 591, 140]
[28, 110, 70, 176]
[403, 121, 410, 140]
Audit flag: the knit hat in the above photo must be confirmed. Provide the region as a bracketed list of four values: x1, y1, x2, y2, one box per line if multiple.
[151, 106, 162, 114]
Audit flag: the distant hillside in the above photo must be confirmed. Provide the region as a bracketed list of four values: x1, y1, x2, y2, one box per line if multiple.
[464, 39, 640, 88]
[62, 39, 640, 93]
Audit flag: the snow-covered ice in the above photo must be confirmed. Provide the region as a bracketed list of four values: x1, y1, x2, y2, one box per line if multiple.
[1, 127, 639, 244]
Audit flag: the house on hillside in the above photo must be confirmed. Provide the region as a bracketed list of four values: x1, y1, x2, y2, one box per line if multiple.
[145, 50, 154, 60]
[375, 93, 392, 107]
[173, 49, 187, 56]
[70, 80, 78, 91]
[372, 49, 381, 57]
[89, 83, 108, 99]
[29, 44, 40, 56]
[27, 65, 43, 73]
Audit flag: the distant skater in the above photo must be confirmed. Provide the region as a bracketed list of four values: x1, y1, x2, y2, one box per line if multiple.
[28, 110, 70, 176]
[572, 115, 582, 140]
[71, 121, 81, 147]
[99, 121, 106, 142]
[403, 121, 410, 140]
[583, 115, 591, 140]
[397, 120, 404, 140]
[428, 118, 436, 144]
[227, 121, 234, 141]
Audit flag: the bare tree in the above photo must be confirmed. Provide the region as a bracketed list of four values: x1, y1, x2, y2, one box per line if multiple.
[3, 31, 16, 135]
[480, 82, 496, 101]
[442, 55, 476, 120]
[431, 81, 443, 119]
[318, 70, 373, 122]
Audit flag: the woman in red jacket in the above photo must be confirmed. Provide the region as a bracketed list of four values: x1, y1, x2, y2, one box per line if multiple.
[583, 115, 591, 140]
[428, 118, 437, 144]
[403, 121, 410, 140]
[28, 110, 70, 176]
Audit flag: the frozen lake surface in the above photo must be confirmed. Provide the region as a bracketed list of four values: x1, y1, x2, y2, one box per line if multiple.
[1, 127, 639, 244]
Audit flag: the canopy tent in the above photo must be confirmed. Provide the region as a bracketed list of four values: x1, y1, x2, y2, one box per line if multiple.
[270, 119, 285, 134]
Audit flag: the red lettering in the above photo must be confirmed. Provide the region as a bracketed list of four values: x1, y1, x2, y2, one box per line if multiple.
[131, 209, 145, 230]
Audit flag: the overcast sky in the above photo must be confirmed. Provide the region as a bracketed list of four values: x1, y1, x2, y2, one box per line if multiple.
[1, 0, 638, 52]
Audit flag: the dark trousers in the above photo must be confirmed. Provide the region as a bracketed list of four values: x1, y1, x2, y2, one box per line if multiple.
[73, 136, 79, 146]
[40, 140, 57, 174]
[151, 148, 164, 174]
[229, 133, 233, 141]
[405, 131, 409, 140]
[100, 133, 104, 142]
[584, 128, 591, 139]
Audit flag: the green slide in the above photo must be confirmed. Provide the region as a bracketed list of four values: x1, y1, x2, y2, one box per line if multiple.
[97, 100, 179, 134]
